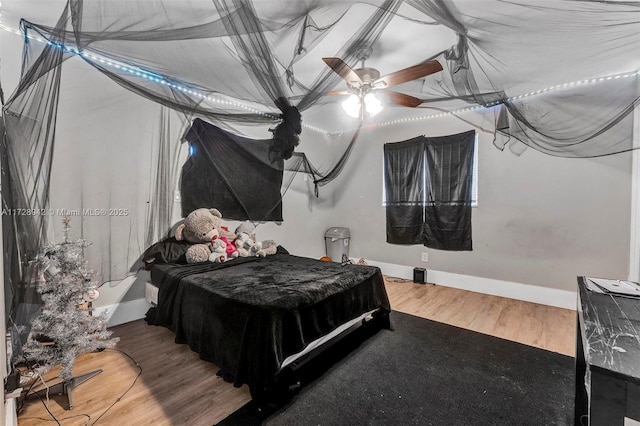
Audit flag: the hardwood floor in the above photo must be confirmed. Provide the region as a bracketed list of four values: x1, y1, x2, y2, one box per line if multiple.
[384, 277, 576, 356]
[16, 277, 576, 425]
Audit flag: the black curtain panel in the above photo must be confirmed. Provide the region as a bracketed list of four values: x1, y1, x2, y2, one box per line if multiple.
[181, 118, 284, 221]
[384, 137, 426, 245]
[384, 130, 475, 251]
[423, 131, 475, 250]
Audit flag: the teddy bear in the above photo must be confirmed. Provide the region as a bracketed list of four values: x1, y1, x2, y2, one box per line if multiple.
[233, 221, 278, 258]
[175, 208, 239, 263]
[251, 240, 278, 257]
[209, 237, 228, 263]
[233, 222, 259, 257]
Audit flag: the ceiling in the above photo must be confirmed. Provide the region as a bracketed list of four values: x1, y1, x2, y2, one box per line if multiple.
[2, 1, 639, 135]
[0, 1, 462, 129]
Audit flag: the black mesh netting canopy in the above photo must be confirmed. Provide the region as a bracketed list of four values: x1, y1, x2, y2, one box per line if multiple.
[1, 0, 639, 347]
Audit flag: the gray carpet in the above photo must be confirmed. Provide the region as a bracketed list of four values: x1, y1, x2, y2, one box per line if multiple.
[219, 310, 574, 426]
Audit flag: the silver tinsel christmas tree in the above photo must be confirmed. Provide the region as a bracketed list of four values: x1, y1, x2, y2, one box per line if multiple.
[23, 216, 119, 385]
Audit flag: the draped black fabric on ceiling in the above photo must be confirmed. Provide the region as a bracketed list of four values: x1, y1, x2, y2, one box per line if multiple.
[181, 118, 284, 221]
[384, 130, 475, 251]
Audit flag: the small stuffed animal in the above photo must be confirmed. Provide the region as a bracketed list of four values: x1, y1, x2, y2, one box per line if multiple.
[233, 222, 277, 257]
[233, 222, 258, 257]
[175, 208, 238, 263]
[251, 240, 278, 257]
[219, 235, 238, 260]
[208, 238, 228, 263]
[234, 233, 256, 257]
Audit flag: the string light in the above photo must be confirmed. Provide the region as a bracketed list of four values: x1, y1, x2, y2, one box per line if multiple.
[332, 69, 640, 136]
[1, 23, 638, 138]
[0, 22, 329, 135]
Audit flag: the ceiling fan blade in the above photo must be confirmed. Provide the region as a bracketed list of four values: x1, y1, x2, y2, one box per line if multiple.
[380, 90, 423, 108]
[374, 60, 443, 88]
[322, 57, 363, 86]
[326, 90, 351, 96]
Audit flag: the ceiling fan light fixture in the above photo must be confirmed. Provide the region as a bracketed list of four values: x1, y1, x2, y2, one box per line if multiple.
[341, 93, 384, 119]
[364, 93, 383, 117]
[323, 57, 443, 111]
[342, 94, 361, 118]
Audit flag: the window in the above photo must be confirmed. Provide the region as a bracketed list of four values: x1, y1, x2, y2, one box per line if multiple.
[383, 133, 478, 207]
[383, 130, 476, 251]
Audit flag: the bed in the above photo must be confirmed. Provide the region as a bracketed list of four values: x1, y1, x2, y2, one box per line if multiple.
[142, 242, 391, 401]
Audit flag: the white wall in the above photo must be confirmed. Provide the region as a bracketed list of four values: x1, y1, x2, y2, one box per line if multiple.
[329, 110, 632, 294]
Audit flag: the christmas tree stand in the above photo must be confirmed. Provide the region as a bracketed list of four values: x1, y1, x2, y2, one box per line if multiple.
[30, 369, 103, 410]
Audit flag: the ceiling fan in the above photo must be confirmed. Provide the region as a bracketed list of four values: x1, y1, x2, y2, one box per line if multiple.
[322, 47, 443, 118]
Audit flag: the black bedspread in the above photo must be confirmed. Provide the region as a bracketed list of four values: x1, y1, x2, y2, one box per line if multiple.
[145, 252, 391, 398]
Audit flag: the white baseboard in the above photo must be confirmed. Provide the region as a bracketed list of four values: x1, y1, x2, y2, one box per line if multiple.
[361, 259, 577, 311]
[4, 398, 17, 426]
[93, 298, 152, 327]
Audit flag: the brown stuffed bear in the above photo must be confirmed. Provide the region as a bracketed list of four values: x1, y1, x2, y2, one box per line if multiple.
[175, 208, 238, 263]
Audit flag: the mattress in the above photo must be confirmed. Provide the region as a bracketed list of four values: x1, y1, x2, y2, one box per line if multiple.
[145, 281, 159, 305]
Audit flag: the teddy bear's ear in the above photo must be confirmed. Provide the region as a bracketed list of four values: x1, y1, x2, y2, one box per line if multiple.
[235, 221, 254, 235]
[210, 208, 222, 218]
[175, 224, 186, 241]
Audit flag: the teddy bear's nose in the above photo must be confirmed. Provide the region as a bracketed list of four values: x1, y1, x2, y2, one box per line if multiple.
[212, 235, 218, 240]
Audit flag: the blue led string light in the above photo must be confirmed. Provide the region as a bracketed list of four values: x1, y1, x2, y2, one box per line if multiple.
[1, 22, 327, 132]
[1, 22, 638, 137]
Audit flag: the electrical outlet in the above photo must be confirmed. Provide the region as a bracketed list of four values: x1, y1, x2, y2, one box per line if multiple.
[421, 252, 428, 262]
